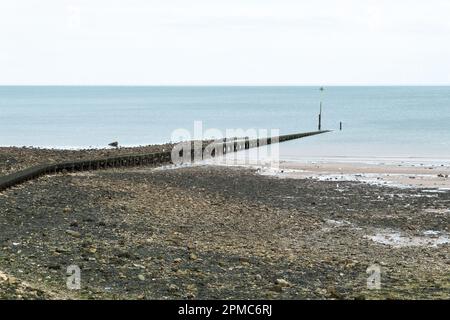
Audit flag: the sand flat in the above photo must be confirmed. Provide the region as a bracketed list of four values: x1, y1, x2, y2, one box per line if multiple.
[210, 157, 450, 189]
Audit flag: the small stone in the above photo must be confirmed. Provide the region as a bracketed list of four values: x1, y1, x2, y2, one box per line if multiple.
[138, 274, 145, 281]
[266, 291, 278, 298]
[173, 258, 182, 263]
[65, 230, 81, 238]
[327, 287, 342, 299]
[275, 279, 291, 287]
[116, 250, 133, 259]
[55, 247, 69, 254]
[168, 284, 179, 292]
[186, 284, 197, 292]
[8, 276, 17, 285]
[189, 253, 198, 261]
[0, 271, 8, 282]
[239, 257, 250, 263]
[269, 284, 284, 293]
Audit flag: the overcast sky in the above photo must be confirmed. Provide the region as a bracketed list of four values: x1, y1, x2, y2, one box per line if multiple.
[1, 0, 450, 85]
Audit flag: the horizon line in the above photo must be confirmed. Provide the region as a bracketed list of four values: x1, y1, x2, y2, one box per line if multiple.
[1, 84, 450, 87]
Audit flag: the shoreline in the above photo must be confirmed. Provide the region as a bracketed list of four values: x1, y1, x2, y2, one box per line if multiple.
[2, 144, 450, 162]
[200, 153, 450, 190]
[280, 155, 450, 166]
[273, 160, 450, 190]
[2, 144, 450, 190]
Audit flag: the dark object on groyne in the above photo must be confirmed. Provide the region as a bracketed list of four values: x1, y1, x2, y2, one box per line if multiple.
[318, 86, 324, 131]
[340, 121, 343, 131]
[0, 130, 329, 192]
[108, 141, 119, 148]
[318, 103, 322, 131]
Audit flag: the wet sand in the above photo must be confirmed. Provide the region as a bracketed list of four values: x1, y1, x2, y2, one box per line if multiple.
[267, 160, 450, 189]
[204, 153, 450, 189]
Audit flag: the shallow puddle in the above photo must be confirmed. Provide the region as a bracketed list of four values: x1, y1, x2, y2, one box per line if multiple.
[367, 230, 449, 248]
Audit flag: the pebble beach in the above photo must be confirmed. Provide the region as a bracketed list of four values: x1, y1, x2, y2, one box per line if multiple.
[0, 146, 449, 299]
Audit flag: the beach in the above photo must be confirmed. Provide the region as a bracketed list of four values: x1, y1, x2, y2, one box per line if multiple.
[0, 146, 449, 299]
[1, 0, 450, 309]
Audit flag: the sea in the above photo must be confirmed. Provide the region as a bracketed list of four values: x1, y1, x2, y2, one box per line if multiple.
[1, 86, 449, 162]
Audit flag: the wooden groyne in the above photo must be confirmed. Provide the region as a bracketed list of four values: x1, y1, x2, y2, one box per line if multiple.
[0, 130, 329, 192]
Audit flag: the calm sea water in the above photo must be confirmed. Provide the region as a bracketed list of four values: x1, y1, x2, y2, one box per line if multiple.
[0, 86, 449, 160]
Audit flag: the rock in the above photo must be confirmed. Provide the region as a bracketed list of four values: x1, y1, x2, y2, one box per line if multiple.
[138, 274, 146, 281]
[87, 247, 97, 254]
[189, 253, 198, 261]
[0, 271, 9, 282]
[65, 230, 81, 238]
[168, 284, 179, 292]
[115, 250, 138, 260]
[269, 284, 284, 293]
[239, 257, 250, 263]
[54, 247, 69, 254]
[46, 263, 61, 270]
[108, 141, 119, 148]
[275, 278, 291, 287]
[8, 276, 18, 285]
[315, 288, 327, 295]
[186, 284, 198, 299]
[327, 287, 342, 299]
